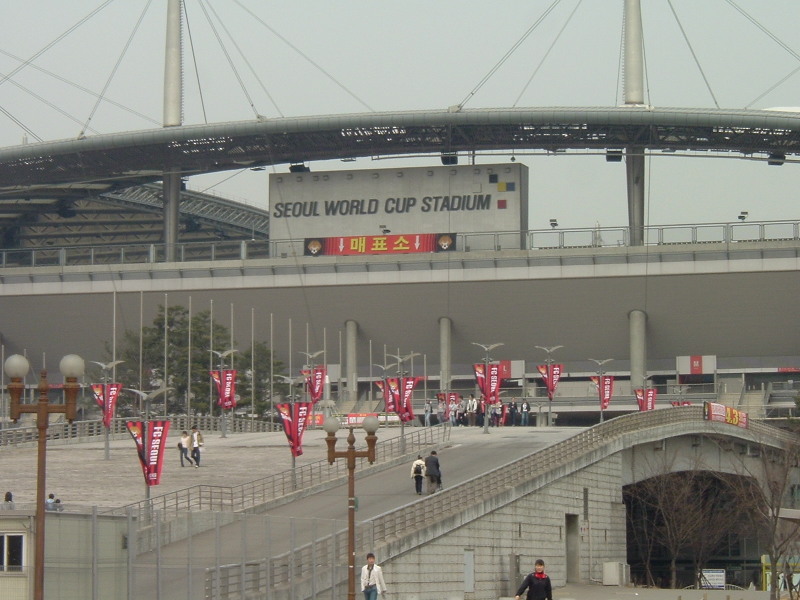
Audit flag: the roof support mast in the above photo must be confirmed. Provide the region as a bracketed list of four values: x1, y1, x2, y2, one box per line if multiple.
[163, 0, 183, 262]
[624, 0, 645, 246]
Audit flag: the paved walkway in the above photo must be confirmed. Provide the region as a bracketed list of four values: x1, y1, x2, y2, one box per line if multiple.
[0, 423, 576, 509]
[556, 583, 767, 600]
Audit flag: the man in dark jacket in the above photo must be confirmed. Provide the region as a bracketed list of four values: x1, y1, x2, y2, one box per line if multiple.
[423, 450, 441, 494]
[515, 559, 552, 600]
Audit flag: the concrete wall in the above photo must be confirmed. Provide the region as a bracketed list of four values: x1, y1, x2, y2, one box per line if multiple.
[385, 456, 627, 600]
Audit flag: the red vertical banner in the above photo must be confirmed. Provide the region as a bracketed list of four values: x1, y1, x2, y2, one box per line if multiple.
[690, 355, 703, 374]
[92, 382, 122, 428]
[304, 366, 326, 403]
[276, 402, 313, 456]
[487, 363, 501, 404]
[472, 364, 487, 397]
[536, 364, 563, 400]
[210, 370, 238, 409]
[634, 388, 657, 411]
[592, 376, 615, 410]
[375, 379, 401, 413]
[126, 420, 171, 486]
[397, 377, 422, 422]
[599, 375, 614, 410]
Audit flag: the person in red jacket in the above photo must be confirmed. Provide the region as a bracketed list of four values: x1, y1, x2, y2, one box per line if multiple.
[515, 559, 552, 600]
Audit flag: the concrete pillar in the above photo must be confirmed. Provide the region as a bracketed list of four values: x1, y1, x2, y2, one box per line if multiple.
[629, 309, 647, 389]
[439, 317, 452, 393]
[624, 0, 646, 247]
[345, 320, 358, 406]
[162, 0, 183, 262]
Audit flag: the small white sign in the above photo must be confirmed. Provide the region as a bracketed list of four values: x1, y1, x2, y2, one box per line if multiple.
[701, 569, 726, 589]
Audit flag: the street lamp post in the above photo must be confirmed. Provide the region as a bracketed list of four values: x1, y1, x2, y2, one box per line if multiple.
[91, 359, 124, 460]
[387, 351, 419, 453]
[323, 415, 379, 600]
[534, 345, 563, 426]
[211, 348, 237, 438]
[4, 353, 84, 600]
[300, 350, 327, 424]
[471, 342, 503, 434]
[589, 358, 613, 423]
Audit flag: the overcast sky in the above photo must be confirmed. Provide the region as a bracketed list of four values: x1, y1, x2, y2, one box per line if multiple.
[2, 0, 800, 229]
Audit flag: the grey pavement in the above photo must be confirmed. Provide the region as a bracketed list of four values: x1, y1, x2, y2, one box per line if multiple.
[0, 423, 578, 509]
[554, 583, 767, 600]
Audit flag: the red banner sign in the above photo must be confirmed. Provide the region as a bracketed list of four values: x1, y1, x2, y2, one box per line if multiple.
[277, 402, 313, 456]
[304, 233, 456, 256]
[126, 420, 171, 486]
[634, 388, 657, 411]
[303, 366, 326, 403]
[210, 370, 237, 410]
[91, 382, 122, 428]
[536, 364, 563, 401]
[473, 362, 504, 413]
[376, 377, 421, 422]
[591, 375, 614, 410]
[704, 401, 748, 428]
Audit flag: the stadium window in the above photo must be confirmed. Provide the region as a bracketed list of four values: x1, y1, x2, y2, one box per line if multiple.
[0, 533, 24, 572]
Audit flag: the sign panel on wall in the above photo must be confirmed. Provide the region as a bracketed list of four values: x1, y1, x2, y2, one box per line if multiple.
[269, 163, 528, 245]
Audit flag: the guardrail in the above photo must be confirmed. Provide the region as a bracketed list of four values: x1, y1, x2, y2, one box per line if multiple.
[0, 415, 271, 448]
[1, 220, 797, 268]
[257, 406, 793, 594]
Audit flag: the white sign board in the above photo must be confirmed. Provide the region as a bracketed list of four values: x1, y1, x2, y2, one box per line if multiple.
[701, 569, 726, 589]
[269, 163, 528, 243]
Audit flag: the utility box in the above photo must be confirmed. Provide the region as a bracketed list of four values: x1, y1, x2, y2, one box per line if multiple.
[603, 562, 630, 586]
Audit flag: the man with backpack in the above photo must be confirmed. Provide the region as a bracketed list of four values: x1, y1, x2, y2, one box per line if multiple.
[410, 455, 426, 495]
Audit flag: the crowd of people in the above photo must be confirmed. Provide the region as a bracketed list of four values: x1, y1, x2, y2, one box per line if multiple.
[423, 395, 533, 427]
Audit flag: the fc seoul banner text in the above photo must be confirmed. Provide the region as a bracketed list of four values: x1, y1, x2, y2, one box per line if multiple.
[210, 370, 237, 410]
[303, 366, 326, 403]
[91, 382, 122, 428]
[375, 377, 421, 422]
[591, 376, 614, 410]
[536, 364, 563, 401]
[277, 402, 313, 456]
[635, 388, 657, 411]
[126, 420, 171, 486]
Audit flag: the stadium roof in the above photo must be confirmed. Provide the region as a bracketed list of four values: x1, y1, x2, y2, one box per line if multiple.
[1, 105, 798, 249]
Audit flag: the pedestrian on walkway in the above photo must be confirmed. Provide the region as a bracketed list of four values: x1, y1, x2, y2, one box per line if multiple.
[424, 450, 441, 494]
[410, 455, 426, 495]
[515, 559, 552, 600]
[360, 552, 387, 600]
[2, 491, 14, 509]
[424, 399, 433, 427]
[190, 426, 204, 467]
[178, 430, 194, 466]
[520, 400, 530, 426]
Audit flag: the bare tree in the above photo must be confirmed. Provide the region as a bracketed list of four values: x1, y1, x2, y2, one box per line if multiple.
[624, 450, 738, 589]
[724, 439, 800, 600]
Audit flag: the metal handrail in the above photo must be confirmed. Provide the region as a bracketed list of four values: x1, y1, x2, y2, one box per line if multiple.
[1, 220, 797, 268]
[261, 406, 793, 591]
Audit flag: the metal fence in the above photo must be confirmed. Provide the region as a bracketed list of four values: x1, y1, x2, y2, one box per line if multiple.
[1, 220, 797, 268]
[0, 415, 271, 448]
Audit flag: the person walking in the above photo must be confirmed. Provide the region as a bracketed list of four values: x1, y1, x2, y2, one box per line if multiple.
[190, 426, 204, 467]
[424, 399, 433, 427]
[466, 394, 477, 426]
[520, 400, 530, 426]
[2, 491, 14, 509]
[424, 450, 441, 494]
[178, 430, 194, 466]
[515, 559, 552, 600]
[360, 552, 387, 600]
[410, 455, 426, 495]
